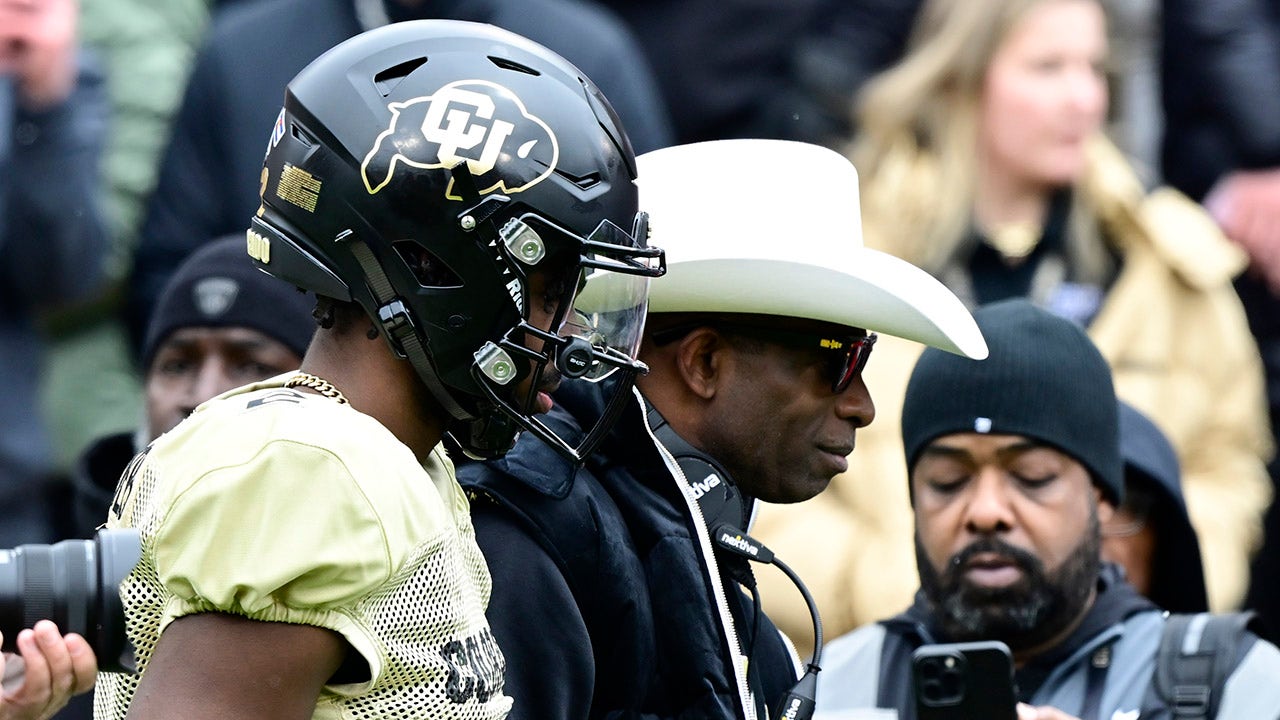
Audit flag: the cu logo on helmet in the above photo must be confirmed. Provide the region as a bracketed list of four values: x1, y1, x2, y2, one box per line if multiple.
[360, 80, 560, 201]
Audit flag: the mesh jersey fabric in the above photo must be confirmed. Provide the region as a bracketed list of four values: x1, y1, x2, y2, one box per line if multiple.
[95, 374, 511, 720]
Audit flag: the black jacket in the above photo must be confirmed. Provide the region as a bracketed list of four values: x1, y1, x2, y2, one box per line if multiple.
[70, 431, 136, 538]
[1117, 401, 1209, 613]
[1157, 0, 1280, 642]
[457, 381, 801, 719]
[1, 52, 110, 533]
[596, 0, 923, 146]
[1160, 0, 1280, 201]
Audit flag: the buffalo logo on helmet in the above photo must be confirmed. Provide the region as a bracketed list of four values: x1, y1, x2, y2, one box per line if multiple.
[360, 80, 559, 201]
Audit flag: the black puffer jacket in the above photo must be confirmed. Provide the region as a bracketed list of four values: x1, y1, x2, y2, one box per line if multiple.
[457, 380, 800, 720]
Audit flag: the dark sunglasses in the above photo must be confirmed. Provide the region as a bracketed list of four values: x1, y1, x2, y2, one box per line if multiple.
[651, 321, 877, 394]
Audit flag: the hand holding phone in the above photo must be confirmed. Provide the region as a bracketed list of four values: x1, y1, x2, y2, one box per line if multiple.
[912, 640, 1018, 720]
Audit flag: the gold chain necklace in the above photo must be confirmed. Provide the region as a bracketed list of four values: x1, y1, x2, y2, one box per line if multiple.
[284, 372, 349, 405]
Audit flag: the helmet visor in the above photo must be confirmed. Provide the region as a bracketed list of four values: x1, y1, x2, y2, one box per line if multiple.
[561, 266, 650, 381]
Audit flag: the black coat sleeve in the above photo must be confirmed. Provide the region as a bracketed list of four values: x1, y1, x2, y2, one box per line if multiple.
[2, 51, 110, 311]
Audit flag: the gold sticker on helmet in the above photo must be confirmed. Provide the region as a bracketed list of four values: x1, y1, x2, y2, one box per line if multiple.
[256, 167, 269, 217]
[246, 228, 271, 264]
[277, 163, 321, 212]
[360, 80, 559, 201]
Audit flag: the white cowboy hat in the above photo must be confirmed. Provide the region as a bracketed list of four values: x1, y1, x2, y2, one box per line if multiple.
[632, 138, 987, 359]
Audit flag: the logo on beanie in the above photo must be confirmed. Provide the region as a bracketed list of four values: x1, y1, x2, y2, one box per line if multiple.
[360, 80, 559, 201]
[974, 417, 993, 433]
[193, 277, 239, 318]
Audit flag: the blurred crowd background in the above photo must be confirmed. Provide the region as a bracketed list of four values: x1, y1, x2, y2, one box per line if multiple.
[5, 0, 1280, 669]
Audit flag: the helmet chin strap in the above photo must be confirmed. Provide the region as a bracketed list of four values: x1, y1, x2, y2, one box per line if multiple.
[345, 237, 475, 422]
[455, 411, 521, 461]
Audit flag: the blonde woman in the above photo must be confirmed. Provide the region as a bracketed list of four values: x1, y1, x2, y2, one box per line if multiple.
[752, 0, 1272, 659]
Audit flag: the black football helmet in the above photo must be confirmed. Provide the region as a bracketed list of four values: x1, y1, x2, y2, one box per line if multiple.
[248, 19, 665, 461]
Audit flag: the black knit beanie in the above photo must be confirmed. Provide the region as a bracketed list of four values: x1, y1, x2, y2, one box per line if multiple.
[901, 299, 1122, 504]
[141, 235, 316, 371]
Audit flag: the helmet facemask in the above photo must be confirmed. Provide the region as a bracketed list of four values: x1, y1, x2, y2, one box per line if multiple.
[459, 209, 663, 462]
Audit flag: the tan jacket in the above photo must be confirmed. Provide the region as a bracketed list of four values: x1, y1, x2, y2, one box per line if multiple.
[752, 138, 1274, 657]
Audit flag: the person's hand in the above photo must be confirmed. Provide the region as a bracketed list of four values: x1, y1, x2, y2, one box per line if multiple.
[0, 620, 97, 720]
[1017, 703, 1082, 720]
[1204, 168, 1280, 294]
[0, 0, 79, 109]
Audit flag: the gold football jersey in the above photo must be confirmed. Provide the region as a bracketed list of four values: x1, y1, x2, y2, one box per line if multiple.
[96, 375, 511, 719]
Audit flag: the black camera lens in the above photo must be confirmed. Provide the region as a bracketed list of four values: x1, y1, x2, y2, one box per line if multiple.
[0, 528, 140, 673]
[917, 652, 966, 706]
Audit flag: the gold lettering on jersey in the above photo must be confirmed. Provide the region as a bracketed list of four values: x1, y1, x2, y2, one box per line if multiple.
[276, 162, 321, 212]
[360, 80, 559, 201]
[246, 228, 271, 264]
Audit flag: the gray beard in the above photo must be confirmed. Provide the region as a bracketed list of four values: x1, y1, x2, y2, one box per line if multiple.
[916, 510, 1101, 652]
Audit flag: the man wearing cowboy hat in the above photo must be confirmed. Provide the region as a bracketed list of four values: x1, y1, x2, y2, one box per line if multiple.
[458, 138, 988, 720]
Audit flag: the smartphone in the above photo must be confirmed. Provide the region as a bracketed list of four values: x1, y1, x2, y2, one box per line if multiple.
[911, 640, 1018, 720]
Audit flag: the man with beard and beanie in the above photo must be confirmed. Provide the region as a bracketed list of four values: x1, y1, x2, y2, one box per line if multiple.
[814, 299, 1280, 720]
